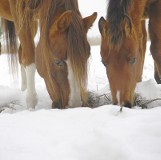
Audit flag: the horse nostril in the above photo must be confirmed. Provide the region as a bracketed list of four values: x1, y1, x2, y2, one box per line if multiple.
[113, 102, 118, 105]
[124, 102, 132, 108]
[52, 101, 62, 109]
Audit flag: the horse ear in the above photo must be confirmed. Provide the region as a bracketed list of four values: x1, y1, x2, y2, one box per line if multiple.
[83, 12, 97, 32]
[54, 10, 72, 33]
[123, 15, 133, 36]
[98, 17, 108, 38]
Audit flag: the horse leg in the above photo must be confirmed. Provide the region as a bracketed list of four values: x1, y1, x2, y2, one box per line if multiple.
[18, 45, 27, 91]
[142, 20, 147, 59]
[19, 44, 37, 94]
[154, 62, 161, 83]
[19, 22, 38, 109]
[9, 0, 38, 108]
[149, 1, 161, 84]
[19, 35, 37, 108]
[138, 20, 147, 82]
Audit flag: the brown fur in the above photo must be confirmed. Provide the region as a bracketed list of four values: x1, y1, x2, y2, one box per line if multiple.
[0, 0, 97, 108]
[99, 0, 161, 108]
[35, 0, 97, 108]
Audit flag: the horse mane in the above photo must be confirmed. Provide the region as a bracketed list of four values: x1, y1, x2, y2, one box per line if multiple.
[27, 0, 43, 10]
[107, 0, 133, 47]
[65, 1, 89, 103]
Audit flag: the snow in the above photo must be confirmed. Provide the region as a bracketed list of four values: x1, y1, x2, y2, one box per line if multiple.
[0, 1, 161, 159]
[78, 0, 107, 39]
[1, 106, 161, 160]
[1, 41, 161, 160]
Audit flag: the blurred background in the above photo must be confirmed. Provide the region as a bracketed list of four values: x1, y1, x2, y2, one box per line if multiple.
[78, 0, 107, 45]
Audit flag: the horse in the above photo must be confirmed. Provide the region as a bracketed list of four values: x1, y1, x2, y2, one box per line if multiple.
[98, 0, 161, 110]
[0, 0, 97, 109]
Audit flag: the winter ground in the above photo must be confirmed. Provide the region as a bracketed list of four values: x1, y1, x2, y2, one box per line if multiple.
[0, 42, 161, 160]
[1, 0, 161, 159]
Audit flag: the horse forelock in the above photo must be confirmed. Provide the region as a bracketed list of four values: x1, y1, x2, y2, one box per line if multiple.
[67, 12, 89, 104]
[65, 0, 89, 104]
[107, 0, 133, 48]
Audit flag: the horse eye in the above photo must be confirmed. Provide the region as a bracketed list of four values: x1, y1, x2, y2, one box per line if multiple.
[53, 59, 65, 67]
[129, 57, 136, 64]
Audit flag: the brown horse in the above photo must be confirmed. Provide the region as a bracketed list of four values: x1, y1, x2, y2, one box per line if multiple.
[99, 0, 161, 110]
[0, 0, 97, 109]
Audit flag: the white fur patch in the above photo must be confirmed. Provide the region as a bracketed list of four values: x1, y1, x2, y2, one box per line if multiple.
[25, 63, 38, 109]
[66, 59, 82, 107]
[21, 65, 27, 91]
[116, 91, 120, 106]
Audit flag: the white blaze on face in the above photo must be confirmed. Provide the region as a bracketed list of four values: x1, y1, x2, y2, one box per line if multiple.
[66, 59, 82, 107]
[116, 91, 121, 106]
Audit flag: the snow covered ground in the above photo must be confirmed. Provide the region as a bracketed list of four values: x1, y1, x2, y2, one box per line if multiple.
[0, 41, 161, 160]
[0, 0, 161, 159]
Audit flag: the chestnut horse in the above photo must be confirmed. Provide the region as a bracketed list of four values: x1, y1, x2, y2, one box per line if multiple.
[99, 0, 161, 110]
[0, 0, 97, 109]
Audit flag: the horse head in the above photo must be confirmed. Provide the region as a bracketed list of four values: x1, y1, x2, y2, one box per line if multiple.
[36, 10, 97, 109]
[99, 15, 144, 108]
